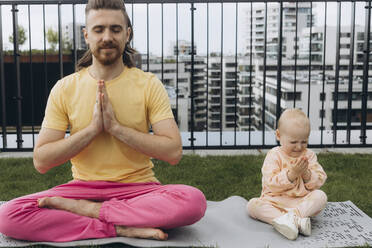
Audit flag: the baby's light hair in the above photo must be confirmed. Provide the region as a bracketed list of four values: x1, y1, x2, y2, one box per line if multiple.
[277, 108, 310, 133]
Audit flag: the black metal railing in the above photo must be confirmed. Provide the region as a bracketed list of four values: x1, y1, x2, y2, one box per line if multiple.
[0, 0, 371, 151]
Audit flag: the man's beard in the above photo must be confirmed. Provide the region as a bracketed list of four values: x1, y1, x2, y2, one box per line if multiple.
[92, 42, 123, 66]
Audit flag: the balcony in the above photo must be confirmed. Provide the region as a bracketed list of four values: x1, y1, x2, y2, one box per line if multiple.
[209, 81, 221, 88]
[226, 82, 237, 88]
[209, 107, 221, 113]
[210, 114, 221, 121]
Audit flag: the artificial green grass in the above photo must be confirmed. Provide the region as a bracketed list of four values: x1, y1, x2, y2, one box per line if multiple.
[0, 153, 371, 216]
[0, 153, 371, 248]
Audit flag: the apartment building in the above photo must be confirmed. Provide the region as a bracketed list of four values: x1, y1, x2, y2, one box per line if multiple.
[297, 25, 372, 131]
[182, 56, 207, 131]
[245, 2, 313, 59]
[239, 20, 372, 133]
[237, 57, 256, 131]
[252, 70, 372, 133]
[207, 56, 239, 131]
[298, 25, 370, 74]
[141, 40, 208, 132]
[141, 55, 190, 132]
[252, 71, 328, 131]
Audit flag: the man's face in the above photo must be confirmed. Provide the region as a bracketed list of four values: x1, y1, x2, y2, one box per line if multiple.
[84, 9, 131, 66]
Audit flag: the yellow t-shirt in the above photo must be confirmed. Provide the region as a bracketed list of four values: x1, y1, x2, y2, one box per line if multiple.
[41, 67, 174, 183]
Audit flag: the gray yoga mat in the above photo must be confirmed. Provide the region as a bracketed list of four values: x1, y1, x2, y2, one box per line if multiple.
[1, 196, 372, 248]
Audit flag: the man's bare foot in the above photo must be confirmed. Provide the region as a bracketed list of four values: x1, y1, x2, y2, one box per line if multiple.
[115, 226, 168, 241]
[38, 196, 101, 219]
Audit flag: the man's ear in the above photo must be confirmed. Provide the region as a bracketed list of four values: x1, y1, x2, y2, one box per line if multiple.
[83, 27, 89, 45]
[275, 129, 280, 142]
[126, 27, 132, 43]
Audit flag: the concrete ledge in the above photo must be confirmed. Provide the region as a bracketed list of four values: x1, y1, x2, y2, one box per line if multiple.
[0, 152, 33, 158]
[183, 148, 372, 156]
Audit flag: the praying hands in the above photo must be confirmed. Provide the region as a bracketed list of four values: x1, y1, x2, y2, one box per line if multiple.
[90, 80, 119, 136]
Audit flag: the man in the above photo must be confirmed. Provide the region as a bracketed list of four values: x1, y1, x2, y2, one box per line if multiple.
[0, 0, 206, 242]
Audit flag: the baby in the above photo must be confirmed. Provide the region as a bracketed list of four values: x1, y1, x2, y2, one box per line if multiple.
[246, 108, 327, 240]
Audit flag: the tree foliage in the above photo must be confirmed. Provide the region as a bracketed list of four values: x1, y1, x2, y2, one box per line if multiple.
[8, 25, 27, 46]
[46, 27, 59, 51]
[46, 27, 73, 52]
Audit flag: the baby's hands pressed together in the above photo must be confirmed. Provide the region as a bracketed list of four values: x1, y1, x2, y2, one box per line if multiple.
[287, 156, 309, 182]
[293, 156, 309, 175]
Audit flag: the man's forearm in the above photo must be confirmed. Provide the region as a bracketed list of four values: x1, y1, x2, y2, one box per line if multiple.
[109, 123, 182, 165]
[33, 126, 98, 173]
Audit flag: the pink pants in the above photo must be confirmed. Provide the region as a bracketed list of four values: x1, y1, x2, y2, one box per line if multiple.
[0, 180, 207, 242]
[247, 190, 327, 224]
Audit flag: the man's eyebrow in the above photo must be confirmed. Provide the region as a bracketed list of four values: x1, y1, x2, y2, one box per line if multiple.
[91, 25, 105, 29]
[111, 25, 123, 29]
[91, 24, 124, 29]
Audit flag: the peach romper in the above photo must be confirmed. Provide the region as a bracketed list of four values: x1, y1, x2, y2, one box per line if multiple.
[247, 147, 327, 224]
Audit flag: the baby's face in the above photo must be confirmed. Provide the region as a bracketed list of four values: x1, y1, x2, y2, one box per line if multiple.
[277, 122, 309, 158]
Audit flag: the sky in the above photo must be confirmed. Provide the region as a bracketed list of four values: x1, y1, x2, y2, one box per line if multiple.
[1, 2, 370, 56]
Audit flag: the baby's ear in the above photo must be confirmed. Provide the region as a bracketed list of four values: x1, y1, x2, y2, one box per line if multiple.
[275, 129, 280, 141]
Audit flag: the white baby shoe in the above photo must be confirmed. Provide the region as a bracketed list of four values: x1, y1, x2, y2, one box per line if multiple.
[272, 211, 299, 240]
[297, 216, 311, 236]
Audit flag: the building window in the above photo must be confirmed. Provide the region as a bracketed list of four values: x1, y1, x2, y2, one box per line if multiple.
[226, 123, 237, 128]
[266, 86, 277, 96]
[225, 63, 237, 68]
[331, 109, 372, 123]
[357, 32, 364, 40]
[265, 113, 276, 129]
[178, 78, 188, 83]
[282, 92, 301, 101]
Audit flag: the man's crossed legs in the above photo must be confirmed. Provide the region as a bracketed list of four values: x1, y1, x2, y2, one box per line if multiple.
[0, 180, 206, 242]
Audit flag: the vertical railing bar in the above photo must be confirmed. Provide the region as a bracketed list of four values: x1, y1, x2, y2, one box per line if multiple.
[248, 2, 252, 145]
[206, 2, 209, 146]
[58, 3, 63, 78]
[275, 2, 283, 127]
[72, 4, 77, 69]
[12, 4, 23, 148]
[294, 1, 298, 108]
[262, 2, 268, 144]
[320, 2, 328, 146]
[234, 2, 238, 146]
[333, 1, 341, 145]
[190, 2, 195, 148]
[146, 3, 149, 72]
[360, 0, 371, 145]
[43, 4, 48, 104]
[176, 3, 179, 125]
[219, 1, 223, 146]
[307, 2, 312, 117]
[347, 1, 356, 144]
[161, 3, 164, 83]
[28, 4, 35, 147]
[0, 4, 7, 150]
